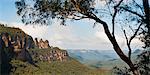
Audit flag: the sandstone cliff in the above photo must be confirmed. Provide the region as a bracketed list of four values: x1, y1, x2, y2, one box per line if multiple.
[0, 24, 35, 50]
[34, 38, 50, 49]
[0, 24, 69, 63]
[0, 32, 35, 65]
[30, 47, 69, 63]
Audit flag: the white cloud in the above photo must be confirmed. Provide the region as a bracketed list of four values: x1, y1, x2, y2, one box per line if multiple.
[0, 20, 143, 50]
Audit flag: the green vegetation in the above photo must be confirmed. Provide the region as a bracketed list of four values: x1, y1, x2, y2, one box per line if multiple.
[10, 59, 112, 75]
[113, 50, 150, 75]
[10, 48, 112, 75]
[0, 24, 26, 36]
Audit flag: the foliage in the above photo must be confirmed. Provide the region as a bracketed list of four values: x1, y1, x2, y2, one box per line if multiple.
[140, 33, 150, 48]
[113, 49, 150, 75]
[15, 0, 96, 25]
[113, 67, 131, 75]
[0, 24, 25, 36]
[10, 48, 111, 75]
[136, 50, 150, 75]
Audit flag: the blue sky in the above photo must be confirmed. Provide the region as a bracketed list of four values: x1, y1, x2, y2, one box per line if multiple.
[0, 0, 143, 50]
[0, 0, 20, 22]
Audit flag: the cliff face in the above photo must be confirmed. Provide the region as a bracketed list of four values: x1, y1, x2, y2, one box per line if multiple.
[0, 32, 35, 64]
[39, 47, 68, 63]
[0, 24, 69, 63]
[34, 38, 50, 49]
[0, 24, 35, 50]
[0, 24, 71, 75]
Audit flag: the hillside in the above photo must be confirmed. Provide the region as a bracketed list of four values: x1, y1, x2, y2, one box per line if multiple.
[0, 24, 111, 75]
[9, 48, 111, 75]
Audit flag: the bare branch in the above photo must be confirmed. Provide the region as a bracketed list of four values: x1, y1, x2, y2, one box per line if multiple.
[120, 7, 144, 20]
[112, 0, 123, 37]
[129, 23, 143, 45]
[66, 13, 89, 20]
[123, 30, 129, 44]
[133, 0, 144, 15]
[105, 0, 113, 16]
[93, 22, 97, 28]
[129, 25, 134, 33]
[123, 29, 132, 59]
[123, 23, 142, 59]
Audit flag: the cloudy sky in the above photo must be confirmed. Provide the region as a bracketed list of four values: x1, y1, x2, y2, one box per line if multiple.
[0, 0, 143, 50]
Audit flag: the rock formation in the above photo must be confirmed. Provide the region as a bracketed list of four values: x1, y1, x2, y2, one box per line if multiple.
[31, 47, 69, 63]
[0, 25, 69, 65]
[0, 32, 14, 74]
[34, 38, 39, 48]
[13, 31, 35, 49]
[0, 32, 35, 65]
[34, 38, 50, 49]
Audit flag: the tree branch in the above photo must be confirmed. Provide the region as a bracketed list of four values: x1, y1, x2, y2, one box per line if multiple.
[105, 0, 113, 16]
[133, 0, 144, 15]
[123, 30, 132, 59]
[67, 14, 89, 20]
[123, 23, 142, 59]
[129, 23, 143, 45]
[70, 0, 139, 74]
[112, 0, 123, 37]
[120, 7, 144, 20]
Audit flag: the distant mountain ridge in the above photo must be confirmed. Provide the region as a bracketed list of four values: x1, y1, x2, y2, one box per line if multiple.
[67, 49, 119, 61]
[67, 49, 143, 69]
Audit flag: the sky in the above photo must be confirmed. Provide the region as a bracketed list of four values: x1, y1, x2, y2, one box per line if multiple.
[0, 0, 143, 50]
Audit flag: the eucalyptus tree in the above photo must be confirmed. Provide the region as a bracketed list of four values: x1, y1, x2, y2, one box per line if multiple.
[15, 0, 149, 75]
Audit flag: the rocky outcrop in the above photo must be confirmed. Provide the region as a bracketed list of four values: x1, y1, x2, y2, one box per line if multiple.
[31, 47, 69, 63]
[34, 38, 50, 49]
[0, 24, 35, 50]
[0, 25, 69, 64]
[0, 32, 35, 65]
[12, 32, 35, 50]
[0, 32, 14, 74]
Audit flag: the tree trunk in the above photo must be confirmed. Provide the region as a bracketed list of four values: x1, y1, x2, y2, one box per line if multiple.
[71, 0, 140, 74]
[103, 22, 139, 75]
[143, 0, 150, 33]
[93, 17, 140, 75]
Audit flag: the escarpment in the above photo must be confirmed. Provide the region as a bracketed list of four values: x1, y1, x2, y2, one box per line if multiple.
[0, 32, 35, 64]
[0, 24, 69, 64]
[30, 47, 69, 63]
